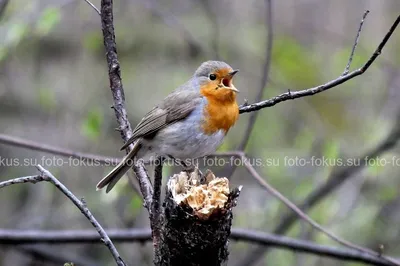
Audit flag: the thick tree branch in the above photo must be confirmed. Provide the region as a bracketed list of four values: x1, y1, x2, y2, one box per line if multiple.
[239, 14, 400, 114]
[157, 171, 241, 265]
[0, 166, 125, 266]
[1, 228, 398, 266]
[99, 0, 153, 209]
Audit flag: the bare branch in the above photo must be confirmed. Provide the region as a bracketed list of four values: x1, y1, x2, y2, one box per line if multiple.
[0, 175, 44, 188]
[0, 166, 126, 266]
[0, 228, 151, 244]
[240, 156, 400, 265]
[239, 14, 400, 114]
[1, 228, 398, 266]
[230, 229, 398, 266]
[99, 0, 153, 208]
[0, 133, 120, 165]
[239, 113, 400, 266]
[83, 0, 101, 15]
[342, 10, 370, 75]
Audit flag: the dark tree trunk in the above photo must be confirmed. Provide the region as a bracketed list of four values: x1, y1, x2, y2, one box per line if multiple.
[155, 171, 241, 266]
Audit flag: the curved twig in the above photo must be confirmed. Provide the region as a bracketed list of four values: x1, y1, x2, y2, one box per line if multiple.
[239, 14, 400, 114]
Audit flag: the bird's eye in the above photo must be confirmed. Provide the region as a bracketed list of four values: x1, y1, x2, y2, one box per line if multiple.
[209, 74, 217, 80]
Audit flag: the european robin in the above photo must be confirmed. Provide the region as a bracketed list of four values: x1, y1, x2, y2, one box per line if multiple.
[96, 61, 240, 193]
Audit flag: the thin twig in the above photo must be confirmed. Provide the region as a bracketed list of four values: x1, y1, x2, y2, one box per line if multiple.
[150, 156, 164, 259]
[240, 156, 400, 266]
[0, 228, 398, 266]
[239, 113, 400, 266]
[0, 166, 126, 266]
[0, 175, 44, 188]
[239, 14, 400, 114]
[343, 10, 370, 75]
[99, 0, 153, 208]
[83, 0, 101, 15]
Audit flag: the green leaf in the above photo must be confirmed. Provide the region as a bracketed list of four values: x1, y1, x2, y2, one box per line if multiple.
[130, 195, 142, 210]
[323, 139, 339, 160]
[5, 23, 28, 46]
[129, 194, 143, 217]
[81, 108, 103, 139]
[37, 87, 56, 110]
[293, 127, 314, 150]
[365, 157, 385, 176]
[83, 32, 103, 52]
[272, 36, 319, 87]
[36, 7, 61, 36]
[378, 185, 397, 201]
[0, 46, 7, 61]
[293, 179, 313, 198]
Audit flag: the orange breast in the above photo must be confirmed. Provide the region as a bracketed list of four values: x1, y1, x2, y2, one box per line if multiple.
[201, 93, 239, 135]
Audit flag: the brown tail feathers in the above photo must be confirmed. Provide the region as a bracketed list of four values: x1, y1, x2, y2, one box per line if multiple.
[96, 140, 141, 193]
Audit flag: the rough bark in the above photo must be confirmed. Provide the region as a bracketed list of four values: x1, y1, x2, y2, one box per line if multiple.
[156, 170, 241, 266]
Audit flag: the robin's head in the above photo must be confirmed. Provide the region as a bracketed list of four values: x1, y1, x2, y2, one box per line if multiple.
[194, 61, 239, 102]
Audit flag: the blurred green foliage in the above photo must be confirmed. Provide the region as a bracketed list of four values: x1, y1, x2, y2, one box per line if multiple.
[81, 108, 103, 140]
[35, 7, 61, 37]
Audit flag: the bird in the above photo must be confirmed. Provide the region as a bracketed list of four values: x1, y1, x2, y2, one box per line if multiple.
[96, 61, 240, 193]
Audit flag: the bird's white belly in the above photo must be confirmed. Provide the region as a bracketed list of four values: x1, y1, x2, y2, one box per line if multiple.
[139, 121, 225, 160]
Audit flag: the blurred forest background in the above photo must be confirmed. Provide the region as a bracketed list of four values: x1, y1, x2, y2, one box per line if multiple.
[0, 0, 400, 265]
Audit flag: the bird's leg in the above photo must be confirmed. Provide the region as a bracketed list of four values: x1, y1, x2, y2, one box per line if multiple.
[185, 159, 205, 184]
[167, 155, 191, 171]
[167, 155, 204, 180]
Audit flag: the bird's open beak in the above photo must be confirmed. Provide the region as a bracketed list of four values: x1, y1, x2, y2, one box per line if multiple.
[227, 85, 239, 93]
[228, 69, 239, 77]
[227, 69, 239, 92]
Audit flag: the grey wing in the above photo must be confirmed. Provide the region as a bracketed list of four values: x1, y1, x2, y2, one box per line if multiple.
[120, 90, 202, 150]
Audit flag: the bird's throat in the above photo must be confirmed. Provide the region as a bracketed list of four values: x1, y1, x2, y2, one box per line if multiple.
[201, 95, 239, 135]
